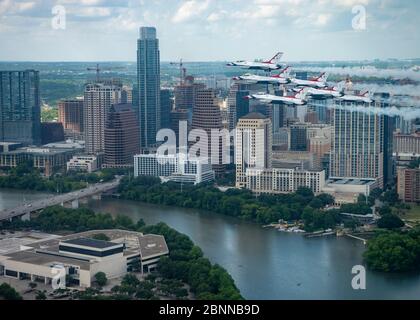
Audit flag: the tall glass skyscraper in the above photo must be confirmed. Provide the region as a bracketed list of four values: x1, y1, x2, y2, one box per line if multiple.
[137, 26, 161, 149]
[0, 70, 41, 145]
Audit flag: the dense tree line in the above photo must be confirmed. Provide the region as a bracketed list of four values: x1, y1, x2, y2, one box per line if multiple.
[0, 161, 117, 193]
[3, 206, 242, 300]
[364, 228, 420, 272]
[118, 176, 337, 230]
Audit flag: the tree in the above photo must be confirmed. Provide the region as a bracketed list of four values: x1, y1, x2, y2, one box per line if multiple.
[94, 272, 108, 287]
[91, 233, 110, 241]
[36, 291, 47, 300]
[0, 283, 22, 300]
[364, 230, 420, 272]
[377, 214, 405, 230]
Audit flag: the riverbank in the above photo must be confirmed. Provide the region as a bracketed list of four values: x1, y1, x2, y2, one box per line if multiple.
[2, 188, 420, 299]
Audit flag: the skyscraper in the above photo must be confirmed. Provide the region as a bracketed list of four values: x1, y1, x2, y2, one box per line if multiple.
[290, 124, 308, 151]
[0, 70, 41, 145]
[235, 112, 272, 188]
[58, 98, 84, 138]
[160, 89, 172, 130]
[191, 89, 226, 176]
[104, 104, 140, 168]
[84, 81, 122, 154]
[137, 26, 161, 149]
[227, 83, 249, 131]
[330, 96, 392, 188]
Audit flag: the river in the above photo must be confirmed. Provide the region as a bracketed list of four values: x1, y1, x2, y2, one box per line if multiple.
[1, 188, 420, 300]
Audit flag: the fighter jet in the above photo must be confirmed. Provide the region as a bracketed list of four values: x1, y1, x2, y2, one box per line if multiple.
[291, 72, 328, 88]
[245, 87, 309, 105]
[293, 81, 345, 99]
[337, 91, 373, 103]
[227, 52, 284, 71]
[232, 66, 291, 85]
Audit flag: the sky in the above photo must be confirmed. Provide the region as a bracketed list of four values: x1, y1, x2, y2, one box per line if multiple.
[0, 0, 419, 62]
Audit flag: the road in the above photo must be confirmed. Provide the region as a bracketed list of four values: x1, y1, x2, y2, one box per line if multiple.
[0, 178, 121, 222]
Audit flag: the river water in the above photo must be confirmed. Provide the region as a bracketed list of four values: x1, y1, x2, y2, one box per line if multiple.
[1, 189, 420, 300]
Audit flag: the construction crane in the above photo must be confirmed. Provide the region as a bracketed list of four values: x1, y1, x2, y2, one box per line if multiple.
[170, 59, 187, 85]
[86, 64, 124, 82]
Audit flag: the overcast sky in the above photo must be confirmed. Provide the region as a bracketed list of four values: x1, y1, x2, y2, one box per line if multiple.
[0, 0, 419, 62]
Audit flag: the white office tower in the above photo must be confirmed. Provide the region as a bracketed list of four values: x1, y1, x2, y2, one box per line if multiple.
[134, 153, 214, 185]
[235, 113, 272, 188]
[84, 81, 122, 154]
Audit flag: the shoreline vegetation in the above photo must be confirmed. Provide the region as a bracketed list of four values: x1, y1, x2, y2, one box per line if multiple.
[2, 206, 243, 300]
[0, 161, 124, 193]
[1, 172, 419, 276]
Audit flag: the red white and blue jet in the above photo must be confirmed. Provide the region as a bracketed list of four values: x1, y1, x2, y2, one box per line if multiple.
[232, 66, 291, 85]
[227, 52, 284, 71]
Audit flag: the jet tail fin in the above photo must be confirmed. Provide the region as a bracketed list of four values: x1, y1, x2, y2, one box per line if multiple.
[265, 52, 283, 64]
[294, 87, 309, 100]
[333, 81, 345, 93]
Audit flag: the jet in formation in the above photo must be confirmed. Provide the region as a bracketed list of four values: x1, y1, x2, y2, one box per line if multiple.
[245, 87, 309, 105]
[232, 66, 291, 85]
[337, 91, 374, 103]
[291, 72, 329, 88]
[227, 52, 284, 71]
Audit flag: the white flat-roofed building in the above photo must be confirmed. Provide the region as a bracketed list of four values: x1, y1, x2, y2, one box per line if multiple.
[0, 229, 169, 288]
[322, 177, 380, 204]
[246, 168, 325, 194]
[67, 155, 99, 173]
[134, 153, 215, 185]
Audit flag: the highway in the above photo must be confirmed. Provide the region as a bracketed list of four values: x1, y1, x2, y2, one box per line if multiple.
[0, 178, 121, 222]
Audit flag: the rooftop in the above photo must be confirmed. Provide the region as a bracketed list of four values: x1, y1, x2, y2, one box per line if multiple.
[61, 238, 122, 249]
[240, 112, 267, 120]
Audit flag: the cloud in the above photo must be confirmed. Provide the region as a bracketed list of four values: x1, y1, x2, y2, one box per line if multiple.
[172, 0, 210, 23]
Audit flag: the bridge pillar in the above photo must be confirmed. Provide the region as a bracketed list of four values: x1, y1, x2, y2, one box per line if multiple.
[92, 194, 102, 200]
[71, 199, 79, 209]
[21, 212, 31, 222]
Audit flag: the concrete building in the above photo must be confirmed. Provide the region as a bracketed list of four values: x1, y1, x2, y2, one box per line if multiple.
[191, 89, 226, 176]
[323, 177, 380, 204]
[104, 104, 140, 168]
[134, 153, 215, 185]
[0, 146, 76, 176]
[0, 70, 41, 145]
[84, 81, 122, 154]
[246, 168, 325, 194]
[394, 131, 420, 155]
[137, 27, 161, 149]
[235, 113, 272, 188]
[397, 167, 420, 203]
[58, 98, 84, 139]
[0, 230, 169, 288]
[67, 155, 99, 173]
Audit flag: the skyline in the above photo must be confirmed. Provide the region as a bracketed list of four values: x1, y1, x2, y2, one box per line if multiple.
[0, 0, 419, 62]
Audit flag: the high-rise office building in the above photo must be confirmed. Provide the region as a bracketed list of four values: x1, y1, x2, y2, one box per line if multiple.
[227, 83, 250, 131]
[137, 26, 161, 149]
[330, 96, 393, 188]
[235, 112, 272, 188]
[397, 167, 420, 203]
[160, 89, 172, 130]
[41, 122, 65, 144]
[0, 70, 41, 145]
[191, 89, 226, 176]
[84, 81, 122, 154]
[290, 124, 308, 151]
[58, 98, 84, 138]
[104, 104, 140, 168]
[174, 76, 205, 122]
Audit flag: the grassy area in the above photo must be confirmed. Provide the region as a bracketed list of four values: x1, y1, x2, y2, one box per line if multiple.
[403, 204, 420, 222]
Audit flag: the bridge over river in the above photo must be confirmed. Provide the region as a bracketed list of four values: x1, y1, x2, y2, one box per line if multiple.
[0, 178, 121, 222]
